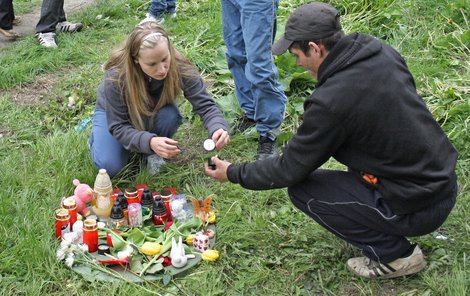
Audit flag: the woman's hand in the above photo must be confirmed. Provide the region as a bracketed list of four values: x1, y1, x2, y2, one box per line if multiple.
[150, 137, 181, 159]
[211, 128, 230, 150]
[204, 156, 231, 182]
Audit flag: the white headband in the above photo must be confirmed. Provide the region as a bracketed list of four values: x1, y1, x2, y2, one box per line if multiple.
[143, 32, 164, 43]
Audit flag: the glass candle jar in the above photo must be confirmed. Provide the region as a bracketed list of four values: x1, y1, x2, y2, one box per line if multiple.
[55, 208, 70, 240]
[159, 188, 173, 221]
[128, 203, 143, 227]
[116, 192, 129, 223]
[92, 169, 113, 221]
[109, 202, 127, 228]
[62, 197, 77, 231]
[152, 196, 167, 225]
[125, 187, 140, 204]
[83, 219, 98, 252]
[140, 188, 153, 216]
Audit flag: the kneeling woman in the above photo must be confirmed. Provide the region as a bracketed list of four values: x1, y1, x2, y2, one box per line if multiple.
[90, 22, 230, 177]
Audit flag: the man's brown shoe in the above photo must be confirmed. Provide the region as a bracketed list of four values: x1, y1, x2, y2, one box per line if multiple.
[0, 28, 19, 39]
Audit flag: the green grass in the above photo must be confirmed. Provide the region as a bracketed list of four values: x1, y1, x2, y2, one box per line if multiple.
[1, 0, 469, 295]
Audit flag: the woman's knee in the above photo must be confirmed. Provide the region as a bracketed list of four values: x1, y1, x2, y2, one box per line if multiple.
[92, 154, 127, 178]
[154, 104, 182, 137]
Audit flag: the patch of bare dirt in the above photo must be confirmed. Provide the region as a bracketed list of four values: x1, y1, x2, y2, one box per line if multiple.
[0, 72, 63, 106]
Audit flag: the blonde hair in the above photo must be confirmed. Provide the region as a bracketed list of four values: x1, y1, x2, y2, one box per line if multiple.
[104, 22, 197, 131]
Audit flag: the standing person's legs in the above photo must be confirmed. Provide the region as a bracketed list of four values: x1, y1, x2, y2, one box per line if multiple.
[166, 0, 176, 14]
[288, 169, 455, 264]
[89, 109, 129, 177]
[36, 0, 64, 33]
[0, 0, 14, 30]
[239, 0, 286, 139]
[222, 0, 255, 121]
[149, 0, 167, 18]
[0, 0, 18, 39]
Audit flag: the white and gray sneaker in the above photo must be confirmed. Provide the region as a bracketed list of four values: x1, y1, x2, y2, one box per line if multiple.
[36, 32, 57, 48]
[56, 21, 83, 33]
[139, 13, 164, 25]
[147, 154, 166, 176]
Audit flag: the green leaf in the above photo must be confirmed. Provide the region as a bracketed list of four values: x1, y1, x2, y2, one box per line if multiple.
[130, 255, 145, 273]
[162, 273, 172, 286]
[166, 254, 202, 276]
[72, 265, 95, 282]
[146, 263, 164, 274]
[126, 228, 147, 247]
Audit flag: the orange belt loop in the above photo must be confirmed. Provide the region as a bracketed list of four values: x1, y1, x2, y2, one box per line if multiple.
[362, 173, 378, 185]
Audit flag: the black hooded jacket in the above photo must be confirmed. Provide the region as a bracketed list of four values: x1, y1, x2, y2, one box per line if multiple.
[227, 33, 457, 214]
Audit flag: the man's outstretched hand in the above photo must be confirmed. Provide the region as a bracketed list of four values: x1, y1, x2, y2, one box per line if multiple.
[204, 156, 231, 182]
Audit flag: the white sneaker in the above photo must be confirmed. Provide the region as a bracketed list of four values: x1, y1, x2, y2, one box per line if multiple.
[56, 21, 83, 33]
[347, 245, 427, 279]
[139, 13, 164, 25]
[36, 32, 57, 48]
[170, 12, 177, 19]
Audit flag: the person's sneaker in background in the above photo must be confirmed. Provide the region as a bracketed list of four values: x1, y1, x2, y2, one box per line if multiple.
[56, 21, 83, 33]
[36, 32, 57, 48]
[139, 13, 164, 25]
[257, 136, 278, 161]
[347, 245, 427, 279]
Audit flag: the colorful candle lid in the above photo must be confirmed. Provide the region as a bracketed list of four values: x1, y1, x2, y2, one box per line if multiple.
[62, 197, 77, 210]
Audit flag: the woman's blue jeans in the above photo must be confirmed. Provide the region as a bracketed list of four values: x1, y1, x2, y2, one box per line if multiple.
[221, 0, 286, 139]
[89, 104, 182, 177]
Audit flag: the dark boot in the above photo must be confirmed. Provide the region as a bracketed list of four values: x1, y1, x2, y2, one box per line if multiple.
[257, 136, 278, 161]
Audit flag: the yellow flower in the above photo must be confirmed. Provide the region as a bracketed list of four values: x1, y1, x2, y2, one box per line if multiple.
[201, 249, 219, 261]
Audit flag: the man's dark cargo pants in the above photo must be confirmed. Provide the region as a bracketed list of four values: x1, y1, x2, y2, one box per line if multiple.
[288, 169, 456, 263]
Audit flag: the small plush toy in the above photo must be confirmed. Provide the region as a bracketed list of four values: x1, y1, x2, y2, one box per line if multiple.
[69, 179, 93, 216]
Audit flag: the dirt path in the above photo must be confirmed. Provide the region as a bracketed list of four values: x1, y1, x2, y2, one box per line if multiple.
[0, 0, 95, 48]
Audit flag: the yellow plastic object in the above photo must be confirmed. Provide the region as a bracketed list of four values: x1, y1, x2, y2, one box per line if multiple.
[186, 234, 194, 245]
[140, 242, 162, 256]
[201, 249, 219, 261]
[207, 211, 216, 224]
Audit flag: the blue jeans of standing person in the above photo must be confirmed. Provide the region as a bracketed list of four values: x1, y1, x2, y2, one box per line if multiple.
[89, 104, 182, 177]
[288, 169, 457, 264]
[36, 0, 66, 33]
[221, 0, 286, 140]
[0, 0, 14, 30]
[150, 0, 176, 18]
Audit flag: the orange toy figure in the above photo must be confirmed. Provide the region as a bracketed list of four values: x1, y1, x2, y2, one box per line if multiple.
[68, 179, 94, 216]
[191, 196, 213, 223]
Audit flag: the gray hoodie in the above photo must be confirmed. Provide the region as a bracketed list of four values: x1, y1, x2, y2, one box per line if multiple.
[95, 68, 229, 155]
